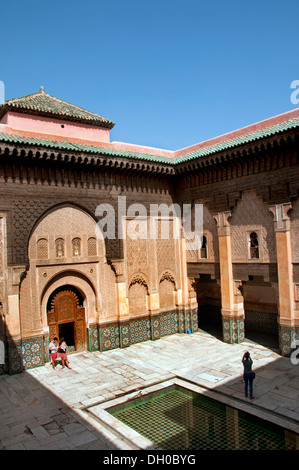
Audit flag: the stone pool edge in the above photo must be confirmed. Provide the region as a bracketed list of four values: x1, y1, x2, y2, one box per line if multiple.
[81, 377, 299, 451]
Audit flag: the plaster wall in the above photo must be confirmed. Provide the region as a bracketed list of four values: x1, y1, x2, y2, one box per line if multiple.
[1, 111, 111, 143]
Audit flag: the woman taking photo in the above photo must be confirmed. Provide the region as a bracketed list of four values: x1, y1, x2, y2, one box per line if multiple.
[242, 351, 255, 399]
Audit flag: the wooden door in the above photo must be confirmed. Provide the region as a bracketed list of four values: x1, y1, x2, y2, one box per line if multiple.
[47, 290, 86, 351]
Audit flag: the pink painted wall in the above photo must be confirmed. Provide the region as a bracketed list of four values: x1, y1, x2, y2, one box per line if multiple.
[0, 111, 110, 143]
[0, 107, 298, 160]
[111, 141, 174, 158]
[113, 108, 299, 159]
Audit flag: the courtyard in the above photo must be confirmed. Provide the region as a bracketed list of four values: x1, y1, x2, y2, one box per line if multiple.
[0, 329, 298, 450]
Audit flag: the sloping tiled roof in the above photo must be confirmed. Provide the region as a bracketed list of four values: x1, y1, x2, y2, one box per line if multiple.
[0, 132, 174, 164]
[0, 87, 115, 129]
[0, 117, 298, 166]
[174, 117, 299, 164]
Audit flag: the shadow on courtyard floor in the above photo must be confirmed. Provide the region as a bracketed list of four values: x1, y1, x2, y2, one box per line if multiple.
[198, 324, 280, 353]
[0, 370, 128, 451]
[0, 331, 298, 451]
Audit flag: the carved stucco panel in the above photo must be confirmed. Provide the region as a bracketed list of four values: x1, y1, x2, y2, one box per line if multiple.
[0, 216, 7, 318]
[230, 191, 276, 262]
[128, 281, 148, 317]
[156, 218, 180, 286]
[125, 218, 181, 294]
[29, 206, 104, 260]
[19, 273, 33, 335]
[20, 205, 117, 332]
[291, 199, 299, 263]
[187, 203, 219, 262]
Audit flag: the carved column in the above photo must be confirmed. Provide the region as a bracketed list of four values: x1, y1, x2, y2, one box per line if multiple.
[179, 237, 190, 307]
[111, 259, 130, 348]
[179, 237, 198, 333]
[111, 259, 129, 319]
[6, 265, 27, 374]
[0, 215, 8, 374]
[148, 292, 160, 314]
[214, 211, 245, 343]
[269, 203, 297, 355]
[187, 277, 199, 333]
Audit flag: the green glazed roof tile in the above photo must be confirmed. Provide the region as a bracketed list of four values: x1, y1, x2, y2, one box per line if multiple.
[174, 117, 299, 164]
[0, 116, 298, 166]
[0, 87, 115, 129]
[0, 132, 174, 164]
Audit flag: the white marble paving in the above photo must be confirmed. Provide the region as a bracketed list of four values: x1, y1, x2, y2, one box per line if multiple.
[0, 330, 299, 449]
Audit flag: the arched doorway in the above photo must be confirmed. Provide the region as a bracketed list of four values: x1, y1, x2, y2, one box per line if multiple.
[196, 275, 222, 339]
[47, 287, 86, 352]
[242, 276, 279, 351]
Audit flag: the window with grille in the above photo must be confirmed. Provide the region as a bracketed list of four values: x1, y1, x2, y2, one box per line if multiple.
[87, 237, 97, 256]
[55, 238, 65, 258]
[37, 238, 48, 259]
[72, 238, 81, 257]
[249, 232, 259, 259]
[200, 235, 207, 259]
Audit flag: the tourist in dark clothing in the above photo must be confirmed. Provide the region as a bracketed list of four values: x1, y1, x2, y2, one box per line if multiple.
[242, 351, 255, 399]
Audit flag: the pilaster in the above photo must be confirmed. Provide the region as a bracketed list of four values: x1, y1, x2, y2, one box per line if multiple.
[269, 203, 298, 355]
[110, 259, 130, 348]
[214, 211, 245, 343]
[111, 259, 129, 319]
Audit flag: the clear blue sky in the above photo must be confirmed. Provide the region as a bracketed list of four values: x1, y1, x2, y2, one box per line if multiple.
[1, 0, 299, 150]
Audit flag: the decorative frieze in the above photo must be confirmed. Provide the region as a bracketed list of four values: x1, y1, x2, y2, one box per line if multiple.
[278, 324, 299, 356]
[21, 336, 44, 370]
[87, 323, 99, 352]
[222, 315, 245, 344]
[245, 309, 278, 336]
[99, 323, 120, 352]
[7, 340, 23, 374]
[86, 308, 198, 355]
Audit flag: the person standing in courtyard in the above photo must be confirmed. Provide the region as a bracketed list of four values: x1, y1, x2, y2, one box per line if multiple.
[59, 337, 72, 369]
[49, 337, 59, 369]
[242, 351, 255, 399]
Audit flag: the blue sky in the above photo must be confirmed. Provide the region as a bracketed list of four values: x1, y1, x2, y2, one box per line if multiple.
[1, 0, 299, 150]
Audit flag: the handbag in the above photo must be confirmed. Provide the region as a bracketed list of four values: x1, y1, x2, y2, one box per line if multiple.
[250, 371, 255, 379]
[58, 342, 66, 353]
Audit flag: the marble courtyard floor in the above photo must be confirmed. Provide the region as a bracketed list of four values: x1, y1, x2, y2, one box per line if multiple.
[0, 329, 299, 450]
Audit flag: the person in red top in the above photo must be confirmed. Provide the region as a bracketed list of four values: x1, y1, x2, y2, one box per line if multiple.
[59, 337, 72, 369]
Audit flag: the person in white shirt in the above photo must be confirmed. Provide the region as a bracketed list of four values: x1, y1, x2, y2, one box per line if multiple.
[48, 337, 58, 369]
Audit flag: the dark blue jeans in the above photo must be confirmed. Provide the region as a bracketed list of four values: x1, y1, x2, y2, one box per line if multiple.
[243, 372, 253, 398]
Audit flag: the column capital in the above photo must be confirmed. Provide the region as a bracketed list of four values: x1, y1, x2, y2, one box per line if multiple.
[213, 211, 232, 236]
[109, 259, 125, 283]
[269, 203, 292, 231]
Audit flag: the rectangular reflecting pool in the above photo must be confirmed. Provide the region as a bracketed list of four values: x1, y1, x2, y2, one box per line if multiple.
[106, 384, 299, 450]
